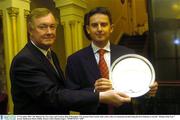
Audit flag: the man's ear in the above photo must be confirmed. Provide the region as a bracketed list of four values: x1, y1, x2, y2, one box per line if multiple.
[28, 22, 34, 34]
[86, 25, 90, 34]
[28, 27, 32, 36]
[110, 24, 114, 33]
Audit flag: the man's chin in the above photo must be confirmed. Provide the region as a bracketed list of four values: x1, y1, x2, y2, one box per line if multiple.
[95, 39, 107, 42]
[44, 40, 55, 44]
[41, 42, 54, 49]
[95, 36, 107, 41]
[44, 38, 55, 41]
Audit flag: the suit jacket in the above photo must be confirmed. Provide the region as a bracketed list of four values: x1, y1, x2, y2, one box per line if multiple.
[10, 42, 99, 114]
[65, 43, 135, 114]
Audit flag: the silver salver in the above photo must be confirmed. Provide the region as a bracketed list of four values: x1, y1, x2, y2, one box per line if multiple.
[111, 54, 155, 97]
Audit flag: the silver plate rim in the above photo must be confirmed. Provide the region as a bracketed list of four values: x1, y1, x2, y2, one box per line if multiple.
[110, 54, 155, 97]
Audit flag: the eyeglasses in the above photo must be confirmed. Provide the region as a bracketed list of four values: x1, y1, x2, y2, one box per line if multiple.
[36, 24, 57, 31]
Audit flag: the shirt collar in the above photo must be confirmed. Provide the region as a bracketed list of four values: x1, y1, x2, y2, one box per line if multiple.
[31, 40, 50, 56]
[91, 41, 110, 54]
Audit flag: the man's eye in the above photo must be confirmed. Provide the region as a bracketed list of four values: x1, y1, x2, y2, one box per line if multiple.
[50, 25, 56, 30]
[101, 23, 108, 27]
[38, 25, 47, 29]
[91, 23, 98, 27]
[37, 24, 57, 30]
[90, 23, 108, 28]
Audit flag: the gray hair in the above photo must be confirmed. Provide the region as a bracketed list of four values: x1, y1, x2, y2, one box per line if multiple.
[27, 8, 58, 30]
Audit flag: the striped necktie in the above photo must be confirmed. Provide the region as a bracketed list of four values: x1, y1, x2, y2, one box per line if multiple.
[98, 49, 113, 114]
[98, 49, 109, 79]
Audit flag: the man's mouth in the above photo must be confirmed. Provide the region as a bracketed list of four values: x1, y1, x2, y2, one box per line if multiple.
[44, 37, 54, 39]
[43, 35, 55, 39]
[96, 34, 104, 38]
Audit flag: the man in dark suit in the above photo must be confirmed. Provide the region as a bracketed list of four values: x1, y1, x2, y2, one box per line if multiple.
[65, 7, 158, 114]
[10, 8, 131, 114]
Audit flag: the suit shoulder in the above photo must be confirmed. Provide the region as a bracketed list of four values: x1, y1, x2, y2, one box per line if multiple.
[67, 46, 90, 60]
[11, 44, 38, 66]
[111, 44, 135, 53]
[13, 45, 30, 60]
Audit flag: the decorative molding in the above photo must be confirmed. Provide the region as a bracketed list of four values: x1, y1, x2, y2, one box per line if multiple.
[24, 9, 30, 18]
[7, 7, 19, 17]
[55, 0, 85, 57]
[55, 0, 87, 9]
[69, 20, 76, 25]
[20, 0, 31, 3]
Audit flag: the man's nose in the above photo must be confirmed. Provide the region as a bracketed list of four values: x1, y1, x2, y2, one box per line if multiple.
[97, 24, 102, 31]
[46, 27, 53, 33]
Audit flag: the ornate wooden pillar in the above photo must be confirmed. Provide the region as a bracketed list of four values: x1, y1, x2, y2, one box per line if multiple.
[54, 0, 87, 58]
[7, 7, 19, 55]
[23, 9, 30, 46]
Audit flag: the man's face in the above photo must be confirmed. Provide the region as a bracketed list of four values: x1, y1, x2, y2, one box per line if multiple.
[29, 13, 57, 50]
[86, 13, 113, 47]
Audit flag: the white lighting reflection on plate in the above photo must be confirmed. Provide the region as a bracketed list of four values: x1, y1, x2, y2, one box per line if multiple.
[111, 54, 155, 98]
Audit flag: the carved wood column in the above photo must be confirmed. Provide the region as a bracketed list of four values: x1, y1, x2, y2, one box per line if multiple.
[24, 9, 30, 45]
[54, 0, 87, 58]
[69, 20, 83, 52]
[7, 7, 19, 55]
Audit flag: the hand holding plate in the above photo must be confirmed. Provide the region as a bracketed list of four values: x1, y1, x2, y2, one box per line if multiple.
[95, 78, 112, 92]
[99, 90, 131, 107]
[148, 81, 158, 97]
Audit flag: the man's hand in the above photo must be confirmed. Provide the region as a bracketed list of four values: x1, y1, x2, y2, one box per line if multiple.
[99, 90, 131, 107]
[148, 81, 158, 97]
[95, 78, 112, 92]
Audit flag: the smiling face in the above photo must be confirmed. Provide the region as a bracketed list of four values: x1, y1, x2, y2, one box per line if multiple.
[86, 13, 113, 48]
[29, 13, 57, 50]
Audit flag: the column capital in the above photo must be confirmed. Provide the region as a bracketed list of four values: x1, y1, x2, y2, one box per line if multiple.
[7, 7, 19, 17]
[54, 0, 85, 57]
[20, 0, 31, 3]
[54, 0, 86, 8]
[24, 9, 30, 18]
[69, 20, 76, 25]
[55, 0, 87, 17]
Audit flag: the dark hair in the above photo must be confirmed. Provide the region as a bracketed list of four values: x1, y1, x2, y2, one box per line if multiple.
[83, 7, 112, 40]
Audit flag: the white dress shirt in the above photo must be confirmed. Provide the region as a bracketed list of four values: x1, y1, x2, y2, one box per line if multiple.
[91, 41, 111, 75]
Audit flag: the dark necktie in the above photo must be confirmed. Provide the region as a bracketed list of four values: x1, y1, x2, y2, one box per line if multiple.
[98, 49, 113, 114]
[46, 50, 52, 61]
[46, 50, 58, 74]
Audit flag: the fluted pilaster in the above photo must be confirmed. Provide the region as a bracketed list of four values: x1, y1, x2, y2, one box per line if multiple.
[24, 9, 30, 43]
[55, 0, 86, 58]
[7, 7, 19, 55]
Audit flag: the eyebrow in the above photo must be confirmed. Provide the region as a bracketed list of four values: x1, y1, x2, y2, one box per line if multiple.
[90, 22, 108, 25]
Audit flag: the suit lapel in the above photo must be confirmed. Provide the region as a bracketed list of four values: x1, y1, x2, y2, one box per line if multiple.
[27, 42, 62, 80]
[51, 52, 65, 81]
[83, 45, 101, 83]
[110, 44, 117, 65]
[83, 45, 116, 82]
